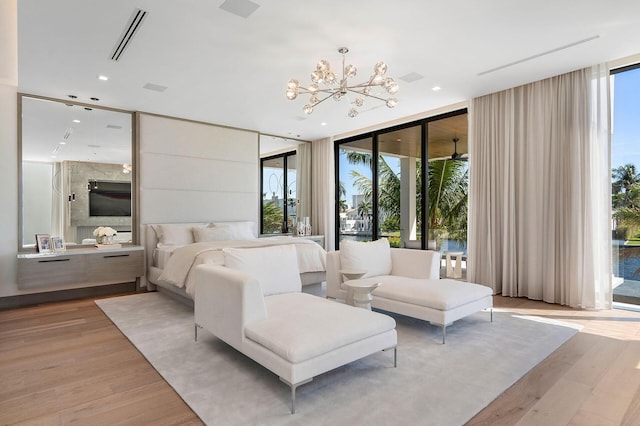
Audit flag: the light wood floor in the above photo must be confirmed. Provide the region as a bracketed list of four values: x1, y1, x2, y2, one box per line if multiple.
[1, 295, 639, 425]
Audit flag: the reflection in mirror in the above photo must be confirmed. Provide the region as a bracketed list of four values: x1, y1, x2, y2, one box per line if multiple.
[259, 135, 310, 235]
[20, 95, 133, 249]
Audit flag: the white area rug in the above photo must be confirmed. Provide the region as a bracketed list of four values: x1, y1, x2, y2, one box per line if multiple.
[96, 292, 580, 426]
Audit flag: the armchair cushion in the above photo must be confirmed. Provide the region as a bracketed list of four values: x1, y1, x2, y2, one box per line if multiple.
[369, 276, 493, 310]
[339, 238, 392, 278]
[245, 293, 396, 363]
[223, 245, 302, 296]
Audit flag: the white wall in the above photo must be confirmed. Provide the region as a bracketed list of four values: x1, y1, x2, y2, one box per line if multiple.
[0, 0, 18, 298]
[22, 161, 53, 242]
[139, 113, 259, 225]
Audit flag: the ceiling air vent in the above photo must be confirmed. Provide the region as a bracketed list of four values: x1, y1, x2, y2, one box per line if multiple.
[110, 8, 148, 61]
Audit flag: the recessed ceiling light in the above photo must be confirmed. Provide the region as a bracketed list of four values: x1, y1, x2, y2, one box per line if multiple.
[51, 155, 56, 158]
[321, 122, 327, 126]
[98, 75, 109, 81]
[59, 141, 66, 145]
[432, 86, 441, 91]
[73, 119, 80, 123]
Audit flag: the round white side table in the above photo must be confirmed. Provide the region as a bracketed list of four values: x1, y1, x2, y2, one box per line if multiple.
[339, 269, 367, 305]
[343, 281, 380, 310]
[445, 251, 464, 278]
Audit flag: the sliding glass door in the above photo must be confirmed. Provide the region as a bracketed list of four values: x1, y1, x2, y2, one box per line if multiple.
[611, 63, 640, 305]
[335, 110, 468, 257]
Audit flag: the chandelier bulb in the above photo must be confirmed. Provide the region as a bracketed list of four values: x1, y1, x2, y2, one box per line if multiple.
[355, 97, 364, 107]
[345, 64, 357, 78]
[286, 89, 297, 100]
[348, 108, 358, 118]
[287, 79, 299, 89]
[386, 98, 398, 108]
[303, 104, 313, 115]
[374, 62, 387, 76]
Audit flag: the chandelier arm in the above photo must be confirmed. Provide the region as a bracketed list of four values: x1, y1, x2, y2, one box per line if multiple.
[345, 89, 388, 102]
[313, 93, 336, 106]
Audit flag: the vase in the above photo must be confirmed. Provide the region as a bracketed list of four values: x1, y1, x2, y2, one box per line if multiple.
[98, 235, 114, 245]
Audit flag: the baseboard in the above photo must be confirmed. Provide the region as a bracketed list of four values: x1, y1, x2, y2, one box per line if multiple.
[0, 282, 137, 310]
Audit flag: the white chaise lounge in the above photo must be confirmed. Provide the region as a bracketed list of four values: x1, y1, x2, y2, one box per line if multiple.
[193, 245, 397, 413]
[326, 239, 493, 343]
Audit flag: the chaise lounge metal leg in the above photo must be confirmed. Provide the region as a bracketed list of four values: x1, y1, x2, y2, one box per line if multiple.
[194, 324, 202, 342]
[442, 324, 446, 344]
[384, 346, 398, 367]
[490, 307, 493, 322]
[280, 377, 312, 414]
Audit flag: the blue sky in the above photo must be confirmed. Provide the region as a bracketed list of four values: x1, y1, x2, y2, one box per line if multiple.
[612, 67, 640, 170]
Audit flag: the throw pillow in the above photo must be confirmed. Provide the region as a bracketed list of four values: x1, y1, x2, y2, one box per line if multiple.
[212, 221, 256, 240]
[339, 238, 392, 278]
[151, 223, 206, 247]
[193, 226, 233, 242]
[223, 245, 302, 296]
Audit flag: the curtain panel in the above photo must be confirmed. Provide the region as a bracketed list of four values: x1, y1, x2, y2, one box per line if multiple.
[311, 137, 335, 250]
[468, 65, 611, 309]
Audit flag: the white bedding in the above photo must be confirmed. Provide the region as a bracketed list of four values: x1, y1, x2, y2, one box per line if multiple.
[157, 236, 326, 297]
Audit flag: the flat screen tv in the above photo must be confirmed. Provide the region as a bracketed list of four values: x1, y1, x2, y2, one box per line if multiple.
[89, 180, 131, 217]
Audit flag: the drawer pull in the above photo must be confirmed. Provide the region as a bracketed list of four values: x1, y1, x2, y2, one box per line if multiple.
[38, 258, 70, 263]
[103, 254, 130, 259]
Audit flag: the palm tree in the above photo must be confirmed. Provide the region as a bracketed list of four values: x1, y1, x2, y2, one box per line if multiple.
[613, 164, 640, 208]
[428, 159, 468, 235]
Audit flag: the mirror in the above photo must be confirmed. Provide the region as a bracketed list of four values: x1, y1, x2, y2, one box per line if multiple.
[19, 95, 134, 249]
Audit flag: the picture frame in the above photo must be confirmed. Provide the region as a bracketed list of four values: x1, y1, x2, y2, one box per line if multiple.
[35, 234, 51, 253]
[51, 236, 65, 252]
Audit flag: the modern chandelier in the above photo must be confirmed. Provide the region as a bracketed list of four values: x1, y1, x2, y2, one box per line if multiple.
[285, 47, 399, 118]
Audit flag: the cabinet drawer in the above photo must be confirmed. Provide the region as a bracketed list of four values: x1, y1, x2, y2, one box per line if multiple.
[86, 250, 144, 280]
[18, 255, 86, 289]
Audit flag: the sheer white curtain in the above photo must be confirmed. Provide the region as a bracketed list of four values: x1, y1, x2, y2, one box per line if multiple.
[311, 137, 335, 250]
[468, 65, 611, 309]
[296, 142, 311, 222]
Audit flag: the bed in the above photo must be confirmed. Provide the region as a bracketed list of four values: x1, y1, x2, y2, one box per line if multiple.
[144, 222, 327, 302]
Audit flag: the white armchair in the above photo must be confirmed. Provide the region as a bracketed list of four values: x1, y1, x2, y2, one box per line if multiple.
[327, 246, 441, 301]
[326, 239, 492, 343]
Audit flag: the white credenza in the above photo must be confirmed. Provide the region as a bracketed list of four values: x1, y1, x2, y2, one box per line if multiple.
[17, 245, 144, 290]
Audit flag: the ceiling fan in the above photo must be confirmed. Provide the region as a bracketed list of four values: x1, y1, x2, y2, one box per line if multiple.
[450, 137, 468, 161]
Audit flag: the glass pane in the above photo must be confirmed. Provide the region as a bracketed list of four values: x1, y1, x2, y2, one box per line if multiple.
[611, 65, 640, 305]
[377, 125, 422, 248]
[262, 157, 284, 234]
[426, 114, 469, 258]
[286, 154, 297, 232]
[338, 137, 373, 246]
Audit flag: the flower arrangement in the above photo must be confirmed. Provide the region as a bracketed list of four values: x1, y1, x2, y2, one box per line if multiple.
[93, 226, 117, 237]
[93, 226, 117, 244]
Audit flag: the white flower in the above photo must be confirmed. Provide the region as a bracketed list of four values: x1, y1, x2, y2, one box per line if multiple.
[93, 226, 117, 237]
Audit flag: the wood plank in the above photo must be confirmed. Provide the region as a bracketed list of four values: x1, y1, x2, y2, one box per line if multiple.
[2, 293, 640, 425]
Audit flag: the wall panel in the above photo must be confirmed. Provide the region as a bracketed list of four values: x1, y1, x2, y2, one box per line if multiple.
[138, 113, 259, 228]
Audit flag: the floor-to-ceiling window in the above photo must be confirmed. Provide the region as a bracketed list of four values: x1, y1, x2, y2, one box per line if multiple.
[611, 63, 640, 305]
[335, 110, 468, 253]
[261, 151, 296, 234]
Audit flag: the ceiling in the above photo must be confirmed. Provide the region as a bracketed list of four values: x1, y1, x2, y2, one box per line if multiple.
[17, 0, 640, 143]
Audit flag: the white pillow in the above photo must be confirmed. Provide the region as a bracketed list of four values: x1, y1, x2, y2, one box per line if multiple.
[193, 226, 233, 242]
[212, 221, 256, 240]
[223, 245, 301, 296]
[339, 238, 392, 278]
[151, 223, 205, 247]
